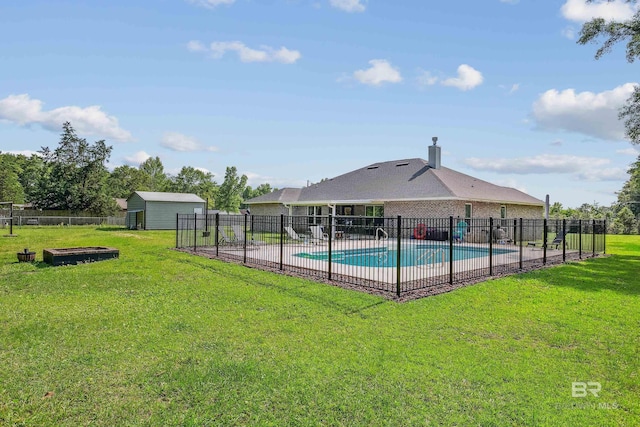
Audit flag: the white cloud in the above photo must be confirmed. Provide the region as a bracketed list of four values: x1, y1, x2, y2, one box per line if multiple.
[509, 83, 520, 94]
[532, 83, 636, 141]
[417, 70, 439, 88]
[194, 167, 212, 174]
[353, 59, 402, 86]
[0, 94, 133, 142]
[160, 132, 218, 152]
[123, 151, 151, 166]
[185, 0, 235, 9]
[561, 26, 576, 39]
[561, 0, 639, 23]
[441, 64, 484, 91]
[244, 171, 306, 188]
[494, 178, 528, 194]
[617, 147, 640, 156]
[575, 167, 628, 181]
[186, 40, 207, 52]
[188, 40, 301, 64]
[330, 0, 366, 13]
[1, 150, 40, 157]
[464, 154, 626, 182]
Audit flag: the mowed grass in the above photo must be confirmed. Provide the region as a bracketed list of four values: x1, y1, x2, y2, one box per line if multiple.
[0, 227, 638, 426]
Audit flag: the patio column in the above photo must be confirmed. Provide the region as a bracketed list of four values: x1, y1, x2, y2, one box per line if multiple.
[328, 204, 336, 239]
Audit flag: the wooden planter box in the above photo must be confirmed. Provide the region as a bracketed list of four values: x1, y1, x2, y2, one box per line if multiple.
[43, 247, 119, 266]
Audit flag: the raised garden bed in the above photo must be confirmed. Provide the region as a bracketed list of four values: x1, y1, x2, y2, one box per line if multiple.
[43, 247, 119, 266]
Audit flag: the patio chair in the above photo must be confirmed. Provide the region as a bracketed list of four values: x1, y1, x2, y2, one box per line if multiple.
[231, 224, 265, 245]
[310, 225, 329, 242]
[550, 230, 568, 249]
[217, 226, 235, 244]
[284, 226, 305, 242]
[454, 220, 468, 243]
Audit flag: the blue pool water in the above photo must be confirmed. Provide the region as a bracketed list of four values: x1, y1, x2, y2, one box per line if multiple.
[295, 244, 516, 267]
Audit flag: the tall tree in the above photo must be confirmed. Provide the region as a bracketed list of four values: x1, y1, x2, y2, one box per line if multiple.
[167, 166, 218, 203]
[14, 153, 45, 203]
[36, 122, 114, 215]
[612, 206, 637, 234]
[578, 0, 640, 143]
[616, 154, 640, 216]
[242, 183, 274, 201]
[106, 165, 151, 198]
[139, 156, 167, 192]
[0, 153, 25, 203]
[216, 166, 247, 212]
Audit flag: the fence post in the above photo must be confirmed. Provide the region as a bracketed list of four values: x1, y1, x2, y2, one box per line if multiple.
[562, 219, 566, 262]
[543, 218, 547, 265]
[603, 219, 606, 255]
[449, 216, 454, 285]
[215, 213, 219, 257]
[328, 214, 333, 281]
[279, 214, 284, 271]
[243, 214, 248, 263]
[519, 218, 523, 270]
[193, 213, 197, 252]
[489, 217, 493, 276]
[592, 219, 596, 258]
[396, 215, 402, 297]
[578, 219, 582, 259]
[176, 213, 179, 248]
[9, 203, 13, 235]
[513, 218, 517, 246]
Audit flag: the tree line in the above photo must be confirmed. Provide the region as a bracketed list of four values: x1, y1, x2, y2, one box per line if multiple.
[0, 122, 274, 215]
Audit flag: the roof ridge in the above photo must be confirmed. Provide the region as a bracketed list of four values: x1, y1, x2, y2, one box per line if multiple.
[429, 167, 456, 197]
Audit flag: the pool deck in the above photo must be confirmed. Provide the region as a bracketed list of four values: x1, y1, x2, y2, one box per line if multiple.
[201, 239, 577, 285]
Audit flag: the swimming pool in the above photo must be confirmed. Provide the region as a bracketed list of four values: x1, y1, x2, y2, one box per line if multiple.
[295, 244, 517, 267]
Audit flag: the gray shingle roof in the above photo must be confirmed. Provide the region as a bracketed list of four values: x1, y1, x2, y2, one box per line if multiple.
[132, 191, 205, 203]
[243, 188, 302, 204]
[246, 158, 544, 206]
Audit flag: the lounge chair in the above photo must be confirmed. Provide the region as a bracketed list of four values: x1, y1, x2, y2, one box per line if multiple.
[310, 225, 329, 242]
[217, 226, 234, 244]
[284, 226, 305, 242]
[231, 225, 247, 243]
[231, 224, 265, 245]
[550, 230, 568, 249]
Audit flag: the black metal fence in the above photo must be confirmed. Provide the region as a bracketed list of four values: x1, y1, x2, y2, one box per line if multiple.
[176, 214, 606, 297]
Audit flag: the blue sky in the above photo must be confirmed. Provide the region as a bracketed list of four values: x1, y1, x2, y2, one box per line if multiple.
[1, 0, 639, 207]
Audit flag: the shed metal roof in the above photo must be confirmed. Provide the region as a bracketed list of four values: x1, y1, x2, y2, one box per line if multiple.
[130, 191, 205, 203]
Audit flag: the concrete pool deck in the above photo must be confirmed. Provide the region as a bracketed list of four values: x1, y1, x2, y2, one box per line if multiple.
[199, 239, 579, 286]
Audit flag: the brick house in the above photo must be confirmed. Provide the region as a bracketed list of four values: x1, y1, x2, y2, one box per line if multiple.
[245, 143, 544, 223]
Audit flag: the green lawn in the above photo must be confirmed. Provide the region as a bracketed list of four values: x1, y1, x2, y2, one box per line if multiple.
[1, 227, 638, 426]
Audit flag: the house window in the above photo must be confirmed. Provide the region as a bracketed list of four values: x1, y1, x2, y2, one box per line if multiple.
[500, 205, 507, 219]
[337, 205, 354, 216]
[365, 205, 384, 217]
[365, 205, 384, 227]
[464, 203, 472, 219]
[308, 206, 322, 225]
